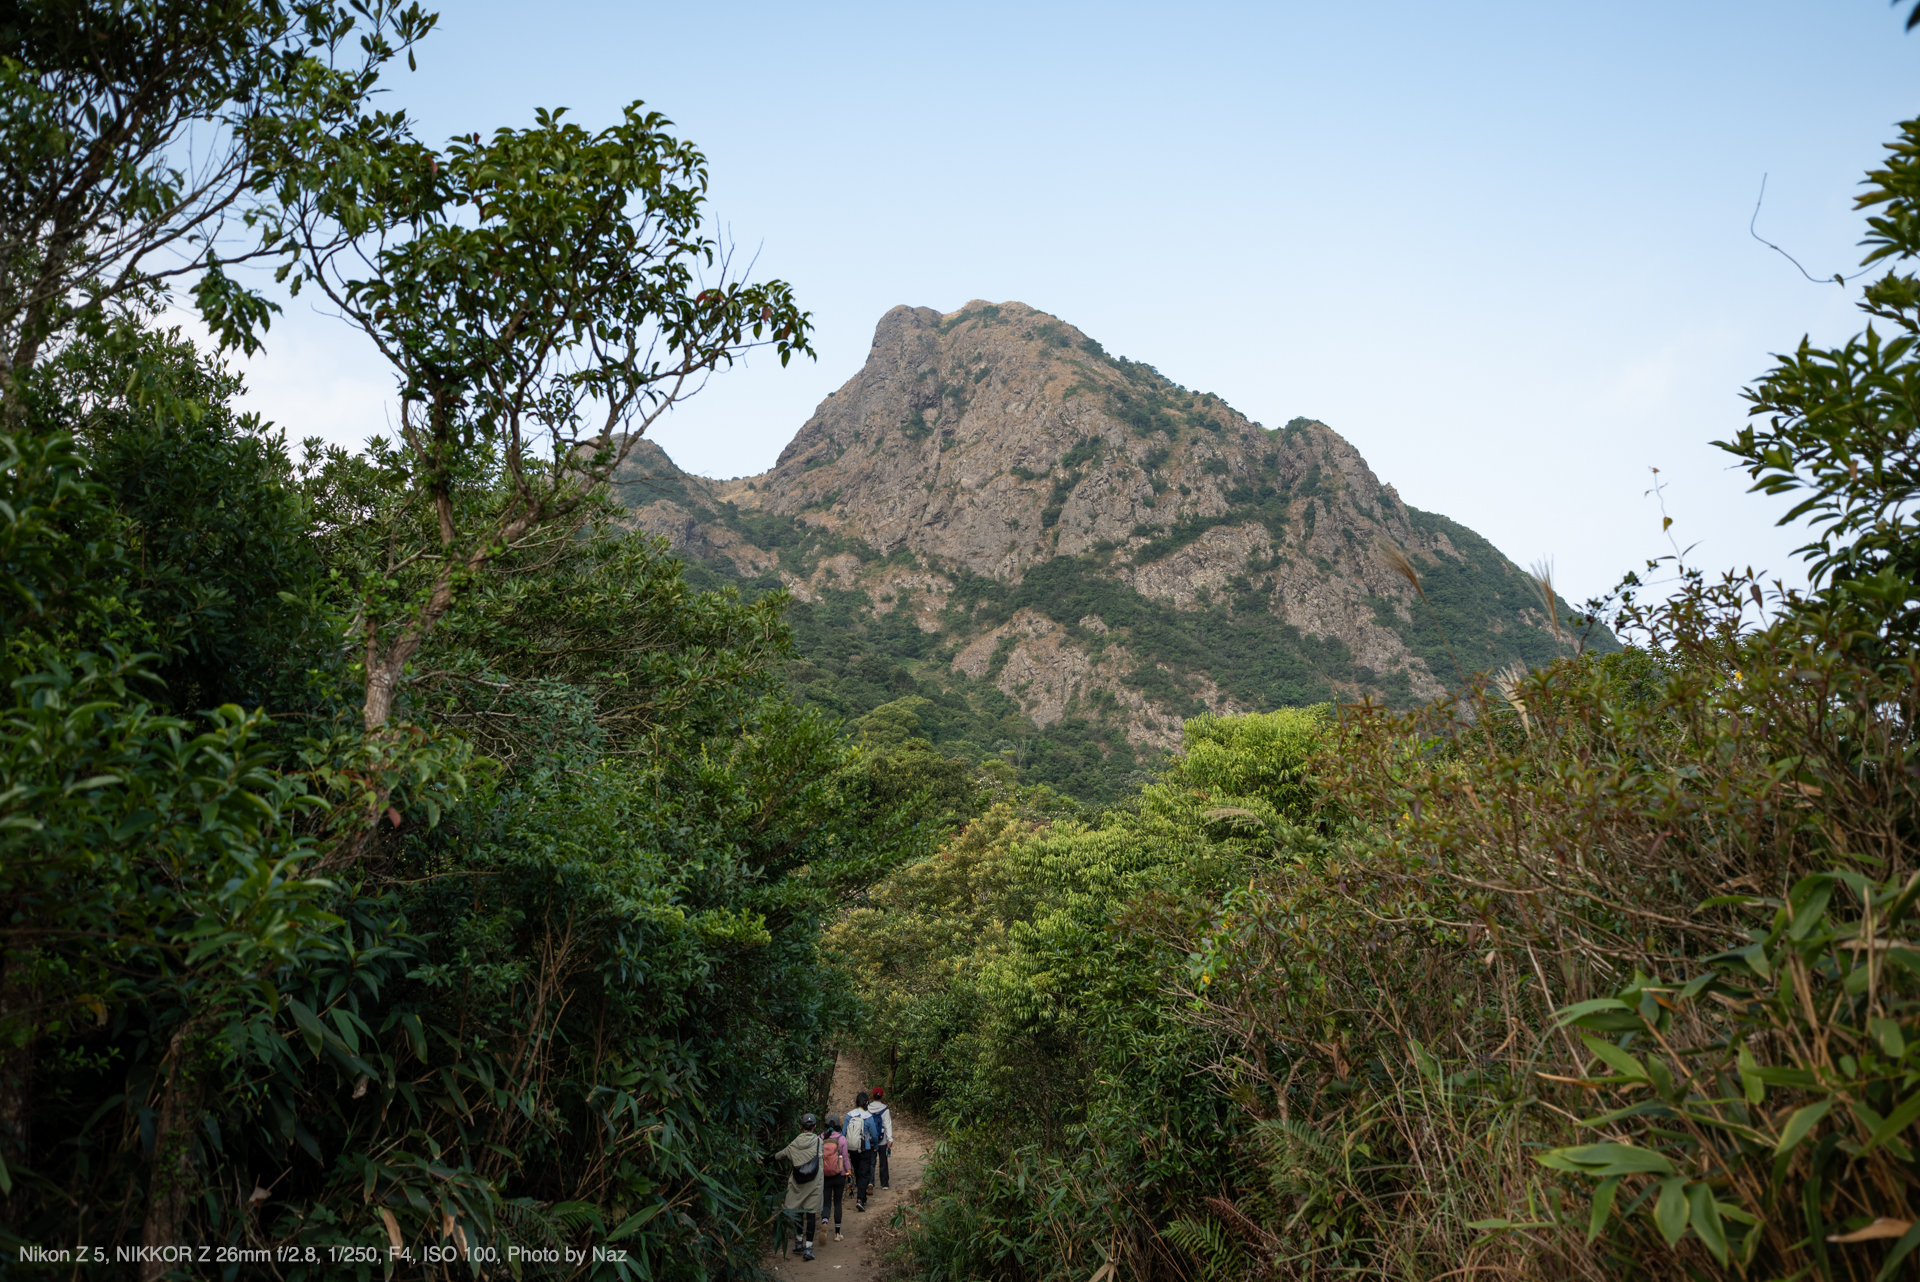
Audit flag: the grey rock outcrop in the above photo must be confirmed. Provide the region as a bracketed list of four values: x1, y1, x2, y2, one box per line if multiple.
[618, 300, 1591, 752]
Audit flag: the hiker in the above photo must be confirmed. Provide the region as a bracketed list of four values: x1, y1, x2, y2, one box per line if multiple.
[844, 1091, 876, 1211]
[868, 1087, 895, 1190]
[821, 1115, 850, 1242]
[772, 1112, 825, 1260]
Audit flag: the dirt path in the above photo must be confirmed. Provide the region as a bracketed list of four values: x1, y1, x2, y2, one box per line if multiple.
[767, 1052, 931, 1279]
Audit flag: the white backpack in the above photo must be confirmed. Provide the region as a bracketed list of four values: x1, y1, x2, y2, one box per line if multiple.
[845, 1110, 867, 1153]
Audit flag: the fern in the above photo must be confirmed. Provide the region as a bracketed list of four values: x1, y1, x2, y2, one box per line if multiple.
[1253, 1117, 1341, 1196]
[1161, 1215, 1245, 1280]
[497, 1197, 572, 1253]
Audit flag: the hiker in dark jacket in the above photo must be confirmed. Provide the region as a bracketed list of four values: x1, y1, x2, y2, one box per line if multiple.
[772, 1113, 825, 1260]
[820, 1115, 850, 1241]
[844, 1091, 876, 1211]
[869, 1087, 895, 1190]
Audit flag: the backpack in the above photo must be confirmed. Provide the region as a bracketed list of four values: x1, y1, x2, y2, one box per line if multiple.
[791, 1135, 821, 1184]
[824, 1134, 845, 1177]
[863, 1109, 885, 1149]
[845, 1110, 867, 1153]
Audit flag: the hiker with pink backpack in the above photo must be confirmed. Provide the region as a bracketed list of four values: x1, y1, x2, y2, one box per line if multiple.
[820, 1116, 851, 1242]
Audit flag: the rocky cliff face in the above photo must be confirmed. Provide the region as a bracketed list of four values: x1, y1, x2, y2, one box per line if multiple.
[619, 301, 1601, 786]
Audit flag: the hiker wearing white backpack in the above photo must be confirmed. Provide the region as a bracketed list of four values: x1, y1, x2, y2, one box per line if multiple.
[844, 1091, 877, 1211]
[868, 1087, 896, 1190]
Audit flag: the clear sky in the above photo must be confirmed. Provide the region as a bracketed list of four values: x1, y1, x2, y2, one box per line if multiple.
[217, 1, 1920, 603]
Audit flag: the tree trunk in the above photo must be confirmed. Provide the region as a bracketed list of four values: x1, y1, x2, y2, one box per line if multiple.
[140, 1022, 205, 1280]
[361, 564, 458, 733]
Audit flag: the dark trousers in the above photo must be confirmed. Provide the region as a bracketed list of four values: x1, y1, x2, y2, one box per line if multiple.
[851, 1150, 875, 1205]
[781, 1210, 817, 1246]
[877, 1143, 890, 1188]
[822, 1174, 846, 1225]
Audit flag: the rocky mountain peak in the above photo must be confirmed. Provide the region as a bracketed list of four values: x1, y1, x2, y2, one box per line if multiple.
[620, 301, 1606, 792]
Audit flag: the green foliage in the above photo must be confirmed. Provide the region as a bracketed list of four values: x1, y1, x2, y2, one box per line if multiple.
[36, 324, 333, 717]
[1060, 437, 1103, 470]
[415, 518, 791, 767]
[1040, 464, 1083, 529]
[0, 8, 896, 1263]
[622, 395, 1585, 815]
[849, 697, 988, 829]
[270, 92, 812, 732]
[1387, 506, 1616, 674]
[939, 303, 1002, 335]
[676, 507, 1577, 808]
[1721, 114, 1920, 644]
[852, 113, 1920, 1282]
[677, 554, 1150, 806]
[5, 339, 922, 1271]
[853, 695, 938, 751]
[1265, 559, 1920, 1279]
[0, 415, 118, 643]
[1134, 510, 1259, 562]
[831, 709, 1331, 1280]
[0, 0, 434, 369]
[1028, 320, 1071, 348]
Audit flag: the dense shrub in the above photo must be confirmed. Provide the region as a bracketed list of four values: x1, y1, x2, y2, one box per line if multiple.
[849, 110, 1920, 1282]
[1, 330, 927, 1277]
[829, 709, 1330, 1280]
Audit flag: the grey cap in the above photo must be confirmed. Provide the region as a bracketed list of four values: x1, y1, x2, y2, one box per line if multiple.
[802, 1112, 817, 1128]
[827, 1115, 842, 1130]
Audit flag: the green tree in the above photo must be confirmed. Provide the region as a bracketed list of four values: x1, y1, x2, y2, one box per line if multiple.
[32, 323, 332, 715]
[280, 104, 813, 738]
[0, 401, 346, 1261]
[6, 334, 929, 1270]
[1723, 116, 1920, 643]
[0, 0, 435, 411]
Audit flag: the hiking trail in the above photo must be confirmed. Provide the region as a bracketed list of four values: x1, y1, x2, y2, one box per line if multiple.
[768, 1052, 931, 1278]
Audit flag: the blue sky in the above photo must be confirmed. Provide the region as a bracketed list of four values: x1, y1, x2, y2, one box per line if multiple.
[224, 1, 1920, 601]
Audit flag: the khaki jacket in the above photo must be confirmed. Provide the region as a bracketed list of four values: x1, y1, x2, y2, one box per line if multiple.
[776, 1131, 825, 1214]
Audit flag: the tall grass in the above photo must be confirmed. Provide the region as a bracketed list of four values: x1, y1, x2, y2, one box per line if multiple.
[1173, 563, 1920, 1278]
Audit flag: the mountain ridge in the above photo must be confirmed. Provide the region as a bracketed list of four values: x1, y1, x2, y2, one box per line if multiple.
[615, 300, 1611, 799]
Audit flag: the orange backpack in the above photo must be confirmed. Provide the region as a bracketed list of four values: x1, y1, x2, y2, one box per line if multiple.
[823, 1133, 846, 1177]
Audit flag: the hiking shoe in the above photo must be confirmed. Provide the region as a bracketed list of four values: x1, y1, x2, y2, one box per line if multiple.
[856, 1202, 866, 1212]
[834, 1232, 843, 1241]
[802, 1249, 814, 1262]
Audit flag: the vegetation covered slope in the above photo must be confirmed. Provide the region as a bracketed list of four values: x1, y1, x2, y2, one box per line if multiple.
[621, 304, 1613, 803]
[830, 112, 1920, 1282]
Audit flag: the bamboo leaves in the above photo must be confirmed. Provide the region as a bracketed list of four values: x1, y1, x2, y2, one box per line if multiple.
[1538, 864, 1920, 1273]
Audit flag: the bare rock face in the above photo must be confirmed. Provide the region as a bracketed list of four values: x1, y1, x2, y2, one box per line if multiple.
[618, 301, 1599, 765]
